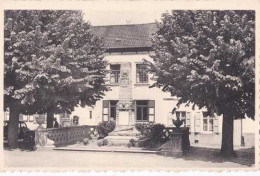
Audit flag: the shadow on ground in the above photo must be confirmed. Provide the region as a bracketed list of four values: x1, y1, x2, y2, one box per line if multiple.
[158, 146, 255, 167]
[4, 141, 36, 152]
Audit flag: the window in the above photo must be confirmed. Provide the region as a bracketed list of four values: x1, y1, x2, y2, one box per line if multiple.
[136, 64, 148, 83]
[175, 111, 191, 127]
[110, 64, 120, 84]
[202, 112, 214, 132]
[29, 115, 34, 122]
[136, 101, 148, 122]
[136, 100, 155, 122]
[110, 100, 118, 121]
[103, 100, 118, 122]
[23, 115, 28, 122]
[89, 111, 92, 119]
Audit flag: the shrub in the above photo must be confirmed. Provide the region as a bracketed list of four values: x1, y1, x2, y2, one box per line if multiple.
[135, 123, 167, 148]
[129, 138, 136, 147]
[127, 142, 132, 148]
[83, 138, 89, 145]
[88, 135, 93, 140]
[97, 139, 109, 147]
[97, 140, 103, 147]
[102, 139, 108, 146]
[97, 121, 116, 139]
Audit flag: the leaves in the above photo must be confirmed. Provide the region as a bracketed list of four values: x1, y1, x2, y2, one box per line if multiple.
[4, 10, 108, 115]
[149, 10, 255, 119]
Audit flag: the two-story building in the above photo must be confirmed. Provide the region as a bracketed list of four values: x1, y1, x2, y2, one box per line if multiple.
[4, 23, 255, 147]
[70, 23, 255, 147]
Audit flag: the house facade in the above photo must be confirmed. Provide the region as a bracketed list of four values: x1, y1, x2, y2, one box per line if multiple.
[4, 23, 255, 147]
[70, 23, 255, 147]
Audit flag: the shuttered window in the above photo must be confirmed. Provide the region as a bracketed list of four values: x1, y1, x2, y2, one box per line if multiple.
[175, 111, 190, 127]
[136, 100, 155, 122]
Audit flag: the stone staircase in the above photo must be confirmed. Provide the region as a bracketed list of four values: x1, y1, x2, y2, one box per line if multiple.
[105, 125, 140, 146]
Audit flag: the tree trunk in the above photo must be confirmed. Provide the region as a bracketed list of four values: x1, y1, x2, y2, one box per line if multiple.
[47, 110, 54, 128]
[8, 106, 20, 149]
[220, 113, 234, 157]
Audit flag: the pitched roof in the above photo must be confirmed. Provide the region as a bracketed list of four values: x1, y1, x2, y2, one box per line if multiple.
[90, 23, 157, 50]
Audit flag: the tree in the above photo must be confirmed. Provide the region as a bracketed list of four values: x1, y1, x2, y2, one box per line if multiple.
[4, 10, 108, 148]
[147, 10, 255, 156]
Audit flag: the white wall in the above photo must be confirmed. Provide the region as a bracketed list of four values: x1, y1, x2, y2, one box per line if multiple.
[69, 52, 255, 142]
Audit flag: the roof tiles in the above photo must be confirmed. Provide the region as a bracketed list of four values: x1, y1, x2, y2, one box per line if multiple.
[90, 23, 157, 49]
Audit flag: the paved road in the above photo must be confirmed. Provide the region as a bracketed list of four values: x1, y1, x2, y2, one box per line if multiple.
[3, 147, 254, 170]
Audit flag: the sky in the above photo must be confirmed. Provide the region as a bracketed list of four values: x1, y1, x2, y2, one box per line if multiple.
[82, 10, 168, 26]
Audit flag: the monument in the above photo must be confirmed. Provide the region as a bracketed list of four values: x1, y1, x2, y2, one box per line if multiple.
[105, 62, 140, 145]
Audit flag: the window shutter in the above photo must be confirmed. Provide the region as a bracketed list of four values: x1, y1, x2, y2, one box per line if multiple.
[194, 112, 201, 133]
[103, 100, 109, 121]
[19, 114, 23, 121]
[148, 100, 155, 107]
[148, 100, 155, 122]
[186, 112, 191, 127]
[213, 117, 219, 133]
[103, 100, 109, 108]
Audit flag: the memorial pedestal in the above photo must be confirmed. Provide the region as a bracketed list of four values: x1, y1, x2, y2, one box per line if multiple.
[161, 132, 183, 157]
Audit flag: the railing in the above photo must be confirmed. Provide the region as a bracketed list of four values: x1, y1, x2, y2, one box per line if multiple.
[34, 125, 96, 147]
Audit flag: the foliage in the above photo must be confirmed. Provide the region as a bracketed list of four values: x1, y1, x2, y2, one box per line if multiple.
[103, 139, 108, 145]
[4, 10, 108, 115]
[135, 123, 167, 148]
[146, 10, 255, 154]
[83, 138, 89, 145]
[128, 138, 137, 148]
[147, 10, 255, 119]
[97, 139, 108, 147]
[96, 121, 116, 138]
[127, 142, 132, 148]
[4, 10, 108, 147]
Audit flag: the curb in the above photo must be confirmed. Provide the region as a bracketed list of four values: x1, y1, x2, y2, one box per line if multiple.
[54, 147, 160, 154]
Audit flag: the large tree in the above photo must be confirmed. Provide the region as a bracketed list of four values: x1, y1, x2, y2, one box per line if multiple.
[4, 10, 108, 148]
[147, 10, 255, 156]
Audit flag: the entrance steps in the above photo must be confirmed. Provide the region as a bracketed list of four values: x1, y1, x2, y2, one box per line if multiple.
[105, 136, 138, 146]
[105, 125, 141, 146]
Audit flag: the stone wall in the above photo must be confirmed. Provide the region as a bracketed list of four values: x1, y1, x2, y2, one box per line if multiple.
[35, 125, 96, 147]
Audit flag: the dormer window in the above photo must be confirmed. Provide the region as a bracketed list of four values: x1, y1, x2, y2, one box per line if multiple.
[110, 64, 120, 84]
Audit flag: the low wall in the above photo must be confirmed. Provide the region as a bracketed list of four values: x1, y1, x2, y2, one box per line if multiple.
[35, 125, 96, 147]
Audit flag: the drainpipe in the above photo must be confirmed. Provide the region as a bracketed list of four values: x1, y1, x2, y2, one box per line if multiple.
[241, 118, 245, 146]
